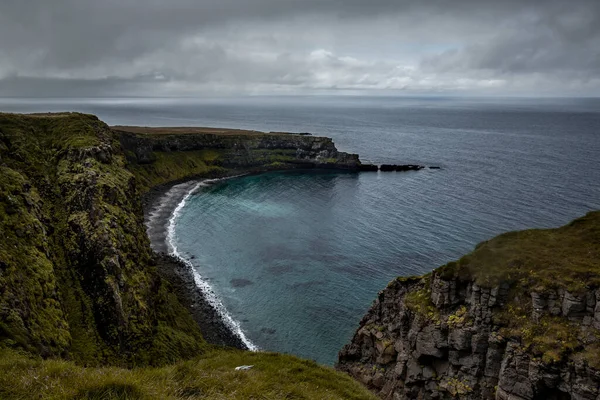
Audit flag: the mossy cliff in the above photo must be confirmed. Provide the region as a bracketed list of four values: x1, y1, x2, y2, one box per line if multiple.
[114, 126, 361, 193]
[0, 113, 205, 366]
[338, 211, 600, 399]
[0, 113, 374, 399]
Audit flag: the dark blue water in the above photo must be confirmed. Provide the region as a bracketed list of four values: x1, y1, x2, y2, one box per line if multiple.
[2, 96, 600, 364]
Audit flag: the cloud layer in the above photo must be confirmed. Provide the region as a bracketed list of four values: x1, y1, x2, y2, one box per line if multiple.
[1, 0, 599, 96]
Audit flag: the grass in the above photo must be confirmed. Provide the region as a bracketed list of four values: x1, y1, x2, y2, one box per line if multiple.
[414, 211, 600, 366]
[113, 126, 270, 136]
[0, 348, 376, 400]
[124, 149, 226, 194]
[437, 211, 600, 293]
[394, 211, 600, 367]
[0, 112, 208, 365]
[495, 306, 584, 364]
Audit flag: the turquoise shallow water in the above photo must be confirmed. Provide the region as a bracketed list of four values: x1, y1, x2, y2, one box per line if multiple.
[3, 96, 600, 364]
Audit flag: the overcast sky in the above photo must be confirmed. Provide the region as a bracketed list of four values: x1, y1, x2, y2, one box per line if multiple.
[0, 0, 599, 97]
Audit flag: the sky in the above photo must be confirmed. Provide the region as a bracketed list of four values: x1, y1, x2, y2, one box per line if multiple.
[0, 0, 599, 97]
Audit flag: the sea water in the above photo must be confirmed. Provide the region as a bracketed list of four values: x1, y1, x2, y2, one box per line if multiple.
[2, 96, 599, 364]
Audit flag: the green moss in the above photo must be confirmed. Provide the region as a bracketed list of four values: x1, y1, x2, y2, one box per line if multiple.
[0, 166, 71, 356]
[496, 303, 580, 365]
[0, 113, 207, 366]
[447, 306, 469, 328]
[128, 150, 226, 193]
[435, 211, 600, 293]
[404, 276, 440, 323]
[441, 377, 473, 396]
[577, 342, 600, 369]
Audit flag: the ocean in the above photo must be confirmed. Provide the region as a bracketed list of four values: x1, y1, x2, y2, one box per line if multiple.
[2, 96, 599, 364]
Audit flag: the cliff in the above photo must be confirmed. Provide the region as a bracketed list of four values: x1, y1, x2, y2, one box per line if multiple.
[0, 113, 374, 399]
[114, 125, 361, 193]
[338, 211, 600, 399]
[0, 113, 206, 365]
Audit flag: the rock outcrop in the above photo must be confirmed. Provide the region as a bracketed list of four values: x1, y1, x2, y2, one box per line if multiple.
[380, 164, 425, 172]
[114, 127, 362, 193]
[338, 212, 600, 399]
[0, 113, 208, 365]
[117, 128, 360, 169]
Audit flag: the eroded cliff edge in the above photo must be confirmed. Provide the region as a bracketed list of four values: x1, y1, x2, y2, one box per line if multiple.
[114, 125, 360, 193]
[338, 212, 600, 399]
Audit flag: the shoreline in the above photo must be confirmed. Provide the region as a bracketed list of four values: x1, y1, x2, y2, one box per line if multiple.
[142, 167, 362, 351]
[144, 174, 255, 350]
[153, 253, 248, 349]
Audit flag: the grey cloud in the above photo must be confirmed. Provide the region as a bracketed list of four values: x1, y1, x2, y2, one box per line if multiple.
[421, 4, 600, 77]
[0, 0, 598, 96]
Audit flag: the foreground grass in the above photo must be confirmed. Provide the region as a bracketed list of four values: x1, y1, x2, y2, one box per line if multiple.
[0, 348, 376, 400]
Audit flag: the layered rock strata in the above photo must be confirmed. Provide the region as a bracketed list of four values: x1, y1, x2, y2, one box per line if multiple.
[338, 212, 600, 399]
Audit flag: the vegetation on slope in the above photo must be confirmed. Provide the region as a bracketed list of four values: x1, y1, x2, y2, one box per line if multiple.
[402, 211, 600, 368]
[0, 347, 376, 400]
[437, 210, 600, 292]
[115, 126, 359, 194]
[0, 113, 374, 399]
[0, 112, 207, 366]
[127, 149, 226, 193]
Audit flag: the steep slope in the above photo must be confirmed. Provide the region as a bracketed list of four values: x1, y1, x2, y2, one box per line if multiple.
[0, 113, 205, 366]
[338, 211, 600, 399]
[0, 112, 375, 399]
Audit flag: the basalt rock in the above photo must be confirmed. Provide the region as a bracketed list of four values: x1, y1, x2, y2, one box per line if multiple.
[117, 129, 360, 172]
[360, 164, 379, 172]
[338, 212, 600, 399]
[379, 164, 426, 172]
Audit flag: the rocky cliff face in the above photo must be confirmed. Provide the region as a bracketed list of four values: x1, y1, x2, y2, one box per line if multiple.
[116, 128, 360, 192]
[0, 114, 208, 365]
[338, 212, 600, 399]
[117, 129, 359, 168]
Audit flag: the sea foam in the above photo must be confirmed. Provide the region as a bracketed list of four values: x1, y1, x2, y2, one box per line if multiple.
[166, 178, 258, 351]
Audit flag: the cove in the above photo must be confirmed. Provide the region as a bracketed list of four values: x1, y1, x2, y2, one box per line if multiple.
[170, 169, 490, 364]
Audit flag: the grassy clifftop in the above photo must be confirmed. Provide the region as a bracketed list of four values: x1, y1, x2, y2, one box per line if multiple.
[436, 210, 600, 292]
[0, 112, 374, 399]
[339, 211, 600, 399]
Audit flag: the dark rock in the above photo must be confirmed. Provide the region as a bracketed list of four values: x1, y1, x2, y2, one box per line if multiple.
[379, 164, 426, 172]
[337, 269, 600, 400]
[118, 130, 361, 171]
[155, 253, 247, 349]
[359, 164, 379, 172]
